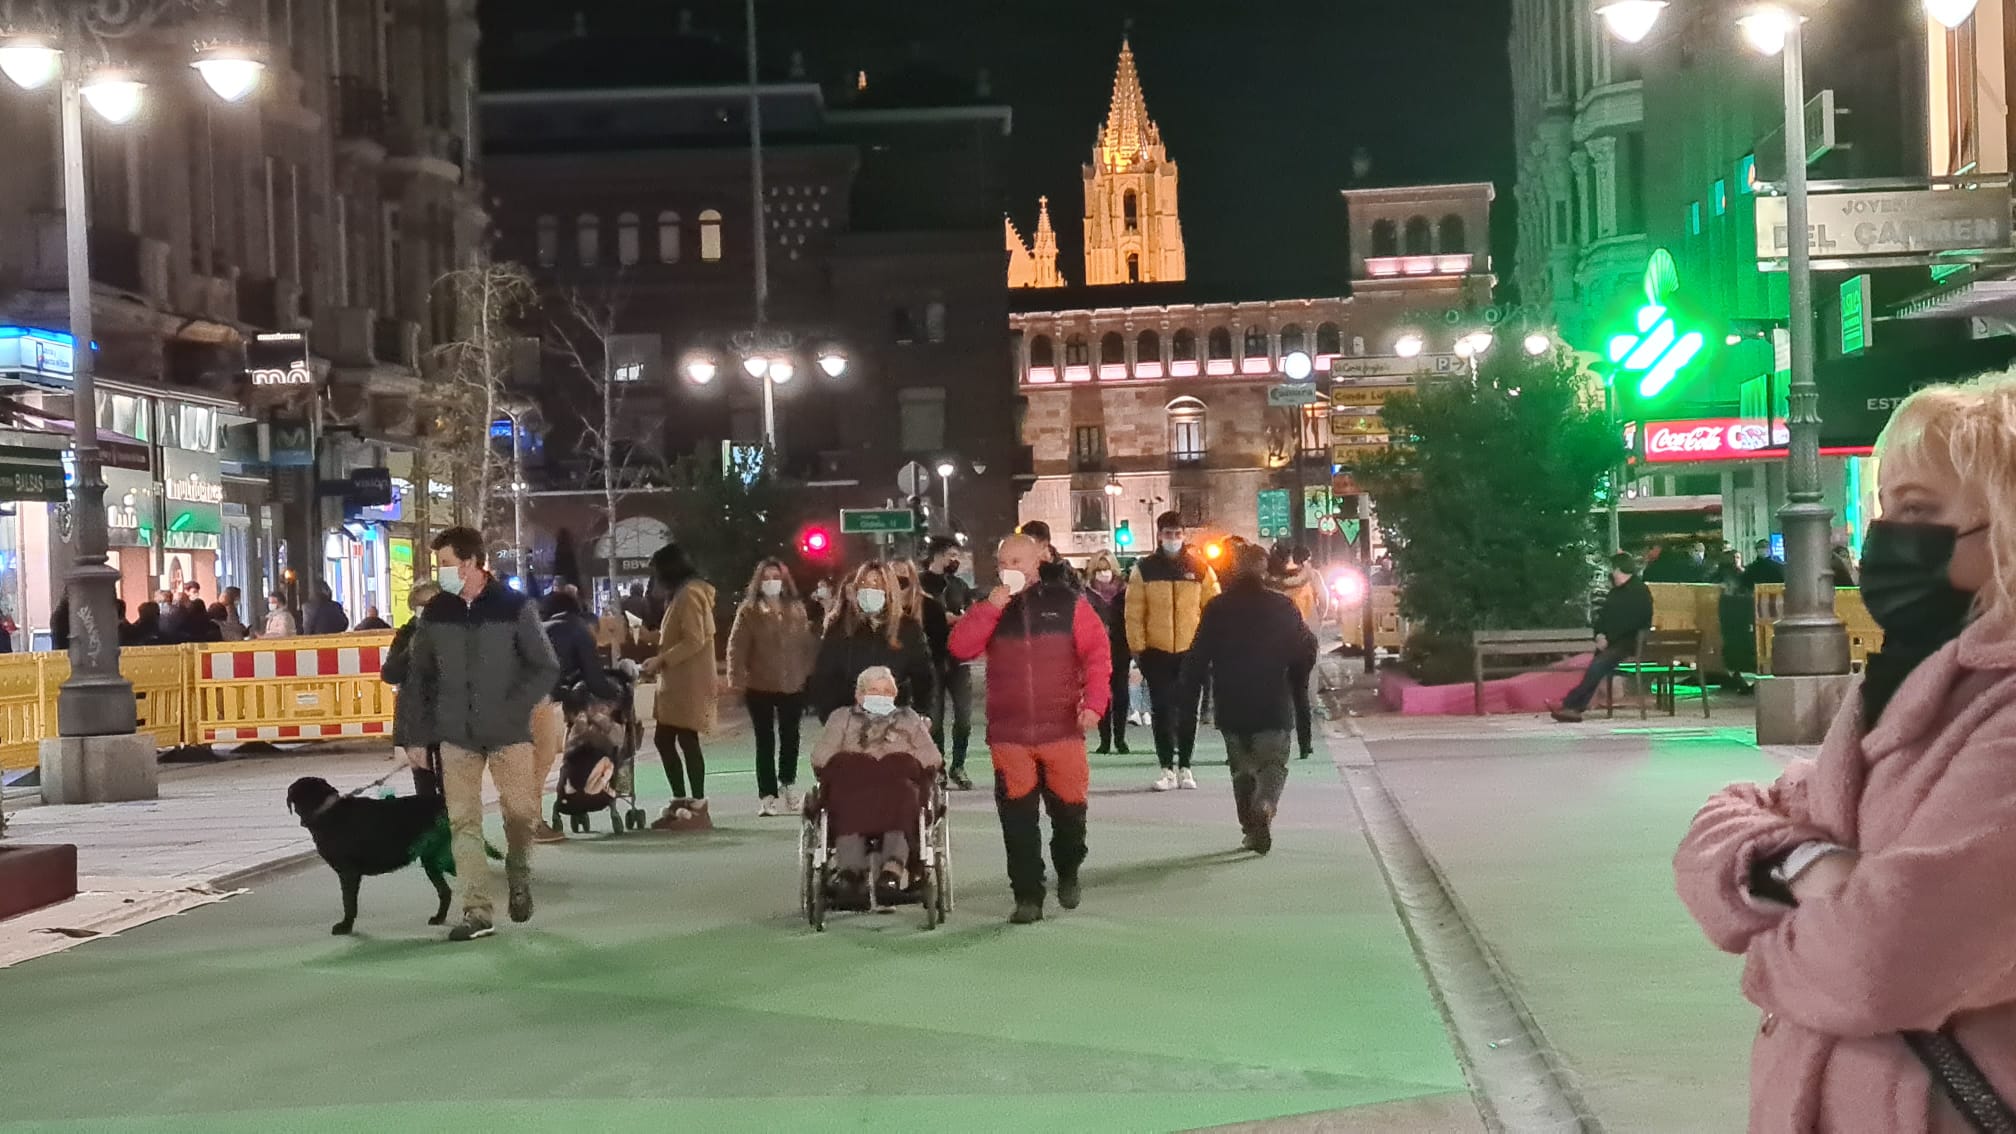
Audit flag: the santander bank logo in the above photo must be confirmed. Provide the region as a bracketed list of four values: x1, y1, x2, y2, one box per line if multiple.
[1641, 418, 1790, 463]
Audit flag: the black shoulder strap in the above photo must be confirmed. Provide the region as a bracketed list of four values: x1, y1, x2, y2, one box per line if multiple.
[1903, 1030, 2016, 1133]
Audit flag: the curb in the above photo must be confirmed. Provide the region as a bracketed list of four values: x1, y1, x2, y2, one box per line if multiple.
[1327, 721, 1597, 1134]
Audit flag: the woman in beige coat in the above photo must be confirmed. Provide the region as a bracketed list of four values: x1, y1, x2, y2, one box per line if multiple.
[727, 557, 817, 816]
[641, 542, 717, 825]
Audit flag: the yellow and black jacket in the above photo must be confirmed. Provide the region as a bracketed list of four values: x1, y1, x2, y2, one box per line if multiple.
[1125, 548, 1220, 655]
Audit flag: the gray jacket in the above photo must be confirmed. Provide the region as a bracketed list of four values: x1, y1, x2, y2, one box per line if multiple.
[384, 579, 559, 753]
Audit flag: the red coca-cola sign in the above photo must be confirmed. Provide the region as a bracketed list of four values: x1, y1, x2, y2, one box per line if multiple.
[1638, 418, 1791, 463]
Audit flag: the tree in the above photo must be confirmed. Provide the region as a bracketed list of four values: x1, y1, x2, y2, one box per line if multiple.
[663, 449, 799, 611]
[424, 259, 536, 537]
[1360, 349, 1618, 682]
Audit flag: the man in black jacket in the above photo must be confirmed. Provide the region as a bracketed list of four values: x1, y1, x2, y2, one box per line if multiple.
[921, 537, 976, 789]
[1552, 553, 1655, 723]
[1177, 545, 1317, 854]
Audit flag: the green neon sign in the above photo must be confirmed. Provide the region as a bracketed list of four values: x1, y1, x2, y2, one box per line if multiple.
[1608, 249, 1707, 402]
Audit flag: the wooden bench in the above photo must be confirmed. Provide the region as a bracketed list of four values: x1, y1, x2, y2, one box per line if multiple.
[1614, 629, 1711, 720]
[1471, 629, 1597, 715]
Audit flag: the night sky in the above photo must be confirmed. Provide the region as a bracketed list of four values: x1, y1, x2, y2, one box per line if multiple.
[482, 0, 1518, 292]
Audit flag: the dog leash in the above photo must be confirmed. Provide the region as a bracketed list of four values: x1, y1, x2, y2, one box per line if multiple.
[344, 763, 412, 799]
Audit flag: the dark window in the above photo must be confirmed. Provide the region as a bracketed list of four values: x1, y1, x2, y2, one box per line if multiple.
[1100, 332, 1126, 365]
[1123, 189, 1139, 233]
[1371, 219, 1399, 258]
[1172, 328, 1198, 361]
[1404, 215, 1433, 255]
[1618, 133, 1647, 234]
[1074, 491, 1109, 532]
[1169, 398, 1206, 465]
[1316, 322, 1342, 355]
[1279, 324, 1305, 354]
[1126, 253, 1139, 283]
[1438, 214, 1467, 254]
[1073, 424, 1106, 469]
[925, 301, 947, 343]
[1065, 334, 1090, 366]
[1177, 488, 1206, 527]
[1137, 329, 1161, 362]
[1029, 334, 1054, 368]
[893, 308, 916, 344]
[1242, 325, 1269, 358]
[1206, 327, 1232, 360]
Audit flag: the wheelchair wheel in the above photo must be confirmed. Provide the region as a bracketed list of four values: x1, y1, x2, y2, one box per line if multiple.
[936, 821, 955, 911]
[809, 863, 829, 932]
[921, 873, 939, 930]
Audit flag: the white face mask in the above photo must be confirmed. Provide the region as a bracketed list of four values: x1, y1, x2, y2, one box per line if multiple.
[1094, 570, 1115, 583]
[856, 587, 887, 616]
[814, 585, 831, 600]
[436, 565, 465, 597]
[1161, 539, 1184, 556]
[861, 694, 897, 717]
[999, 568, 1028, 595]
[760, 579, 784, 599]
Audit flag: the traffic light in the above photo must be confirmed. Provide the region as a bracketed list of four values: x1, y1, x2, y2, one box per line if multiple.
[1608, 249, 1708, 407]
[798, 525, 833, 558]
[1114, 519, 1133, 549]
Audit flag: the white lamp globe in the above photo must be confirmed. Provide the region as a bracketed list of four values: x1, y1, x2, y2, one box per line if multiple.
[1282, 350, 1314, 380]
[193, 54, 264, 103]
[1925, 0, 1981, 28]
[82, 72, 146, 124]
[1596, 1, 1668, 43]
[1737, 7, 1799, 55]
[684, 357, 717, 385]
[0, 40, 62, 91]
[768, 358, 795, 384]
[741, 354, 768, 378]
[817, 352, 847, 378]
[1393, 333, 1425, 359]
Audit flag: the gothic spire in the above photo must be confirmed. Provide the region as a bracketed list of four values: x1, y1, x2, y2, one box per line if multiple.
[1096, 37, 1158, 172]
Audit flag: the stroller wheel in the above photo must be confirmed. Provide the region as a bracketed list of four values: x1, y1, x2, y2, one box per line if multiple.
[626, 809, 647, 831]
[570, 813, 588, 834]
[610, 809, 624, 834]
[550, 802, 563, 830]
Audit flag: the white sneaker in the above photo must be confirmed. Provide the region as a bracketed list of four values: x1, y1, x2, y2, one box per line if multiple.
[782, 785, 802, 811]
[1152, 769, 1179, 792]
[758, 795, 779, 817]
[1178, 769, 1198, 790]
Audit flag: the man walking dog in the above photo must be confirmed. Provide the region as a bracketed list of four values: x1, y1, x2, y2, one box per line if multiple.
[391, 526, 559, 941]
[950, 534, 1111, 925]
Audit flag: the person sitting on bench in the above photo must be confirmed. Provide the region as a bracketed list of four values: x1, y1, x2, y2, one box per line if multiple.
[1551, 554, 1654, 724]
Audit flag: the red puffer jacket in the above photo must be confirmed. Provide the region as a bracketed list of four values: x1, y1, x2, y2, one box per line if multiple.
[949, 582, 1112, 746]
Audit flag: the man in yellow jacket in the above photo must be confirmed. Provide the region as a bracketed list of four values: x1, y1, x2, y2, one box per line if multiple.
[1125, 510, 1221, 791]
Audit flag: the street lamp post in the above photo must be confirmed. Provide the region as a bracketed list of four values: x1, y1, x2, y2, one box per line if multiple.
[935, 459, 956, 532]
[1103, 474, 1124, 545]
[2, 7, 264, 799]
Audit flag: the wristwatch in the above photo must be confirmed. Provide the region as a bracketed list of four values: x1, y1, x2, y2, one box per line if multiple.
[1770, 841, 1851, 886]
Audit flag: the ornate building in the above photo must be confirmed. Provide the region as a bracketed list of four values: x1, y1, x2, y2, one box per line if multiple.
[1007, 38, 1185, 289]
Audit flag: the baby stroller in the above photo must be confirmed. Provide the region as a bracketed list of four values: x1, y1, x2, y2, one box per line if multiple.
[552, 667, 647, 835]
[799, 753, 953, 931]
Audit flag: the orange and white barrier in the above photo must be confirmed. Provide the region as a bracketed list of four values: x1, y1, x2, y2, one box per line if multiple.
[191, 636, 396, 744]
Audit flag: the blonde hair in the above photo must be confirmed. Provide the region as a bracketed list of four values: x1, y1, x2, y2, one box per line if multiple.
[1086, 550, 1122, 579]
[408, 580, 441, 610]
[740, 557, 800, 613]
[884, 558, 927, 627]
[828, 561, 905, 649]
[1876, 371, 2016, 611]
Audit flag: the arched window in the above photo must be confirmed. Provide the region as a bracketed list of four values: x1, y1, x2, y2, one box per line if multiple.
[1206, 327, 1233, 360]
[1316, 322, 1342, 356]
[1242, 325, 1269, 358]
[1279, 324, 1306, 354]
[1029, 334, 1054, 369]
[535, 214, 558, 267]
[699, 209, 723, 261]
[576, 213, 600, 267]
[925, 301, 947, 343]
[1371, 219, 1399, 258]
[1438, 214, 1467, 253]
[1123, 189, 1139, 233]
[1137, 329, 1160, 361]
[657, 211, 681, 263]
[1064, 334, 1090, 366]
[1172, 328, 1198, 361]
[1404, 215, 1433, 255]
[616, 212, 640, 266]
[1168, 397, 1207, 465]
[1126, 253, 1140, 283]
[1100, 331, 1126, 365]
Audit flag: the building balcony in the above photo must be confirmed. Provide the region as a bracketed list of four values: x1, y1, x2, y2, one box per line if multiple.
[1364, 253, 1477, 279]
[319, 305, 377, 368]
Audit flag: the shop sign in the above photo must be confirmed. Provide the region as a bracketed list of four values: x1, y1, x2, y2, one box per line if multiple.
[1756, 187, 2014, 259]
[245, 333, 315, 407]
[0, 443, 65, 502]
[268, 419, 315, 467]
[0, 326, 76, 382]
[348, 467, 394, 507]
[162, 449, 223, 547]
[1639, 418, 1791, 463]
[1329, 356, 1459, 381]
[101, 467, 156, 547]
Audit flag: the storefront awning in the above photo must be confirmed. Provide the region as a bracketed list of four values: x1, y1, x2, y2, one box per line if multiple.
[1893, 278, 2016, 320]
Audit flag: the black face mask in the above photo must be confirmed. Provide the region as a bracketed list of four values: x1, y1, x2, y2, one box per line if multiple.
[1859, 520, 1980, 641]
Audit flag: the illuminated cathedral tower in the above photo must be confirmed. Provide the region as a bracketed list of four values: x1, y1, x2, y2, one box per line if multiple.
[1080, 38, 1185, 285]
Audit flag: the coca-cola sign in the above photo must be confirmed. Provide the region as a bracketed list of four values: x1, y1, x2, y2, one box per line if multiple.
[1638, 418, 1792, 463]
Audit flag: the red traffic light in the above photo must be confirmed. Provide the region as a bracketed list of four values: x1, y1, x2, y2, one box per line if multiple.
[799, 526, 833, 555]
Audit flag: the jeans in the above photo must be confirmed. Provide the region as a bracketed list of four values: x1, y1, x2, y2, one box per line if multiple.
[1563, 645, 1634, 712]
[1099, 656, 1131, 750]
[440, 740, 538, 922]
[991, 737, 1090, 904]
[746, 690, 803, 798]
[1137, 649, 1198, 769]
[654, 724, 706, 799]
[1225, 730, 1290, 836]
[930, 664, 973, 769]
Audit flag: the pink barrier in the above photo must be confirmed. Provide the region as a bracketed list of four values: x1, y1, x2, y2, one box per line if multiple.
[1377, 654, 1593, 715]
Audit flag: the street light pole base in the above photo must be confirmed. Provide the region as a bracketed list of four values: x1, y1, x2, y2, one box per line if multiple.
[1754, 673, 1855, 746]
[39, 733, 157, 804]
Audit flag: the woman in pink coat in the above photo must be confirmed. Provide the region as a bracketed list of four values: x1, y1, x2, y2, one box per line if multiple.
[1674, 372, 2016, 1132]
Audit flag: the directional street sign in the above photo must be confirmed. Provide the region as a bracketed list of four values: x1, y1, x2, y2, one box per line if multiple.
[1267, 384, 1323, 407]
[841, 508, 915, 535]
[1256, 489, 1292, 540]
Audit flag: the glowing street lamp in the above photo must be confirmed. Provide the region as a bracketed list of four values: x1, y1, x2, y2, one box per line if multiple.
[1736, 5, 1801, 55]
[817, 351, 848, 378]
[81, 68, 145, 124]
[683, 355, 718, 384]
[741, 354, 769, 378]
[1282, 350, 1314, 381]
[1393, 332, 1425, 359]
[1523, 331, 1553, 356]
[766, 357, 795, 385]
[191, 42, 265, 103]
[0, 36, 60, 91]
[1925, 0, 1981, 27]
[1595, 0, 1668, 42]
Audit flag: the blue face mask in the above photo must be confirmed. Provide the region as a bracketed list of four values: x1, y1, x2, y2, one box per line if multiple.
[436, 566, 465, 597]
[861, 694, 897, 717]
[1160, 539, 1183, 556]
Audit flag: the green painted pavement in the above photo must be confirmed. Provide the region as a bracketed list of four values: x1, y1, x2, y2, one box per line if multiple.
[0, 729, 1468, 1132]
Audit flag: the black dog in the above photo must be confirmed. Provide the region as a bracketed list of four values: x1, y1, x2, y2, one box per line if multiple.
[286, 776, 458, 935]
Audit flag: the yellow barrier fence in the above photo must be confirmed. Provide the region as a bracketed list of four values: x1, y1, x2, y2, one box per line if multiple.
[0, 633, 398, 773]
[1336, 585, 1407, 652]
[1753, 584, 1881, 674]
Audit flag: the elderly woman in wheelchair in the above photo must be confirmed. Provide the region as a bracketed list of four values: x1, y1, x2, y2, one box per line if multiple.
[808, 665, 944, 909]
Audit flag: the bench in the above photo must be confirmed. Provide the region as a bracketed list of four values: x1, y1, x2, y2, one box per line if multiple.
[1471, 629, 1597, 716]
[1615, 629, 1711, 720]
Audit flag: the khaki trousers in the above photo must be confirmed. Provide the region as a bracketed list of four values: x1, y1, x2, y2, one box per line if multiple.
[531, 698, 566, 800]
[440, 740, 538, 921]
